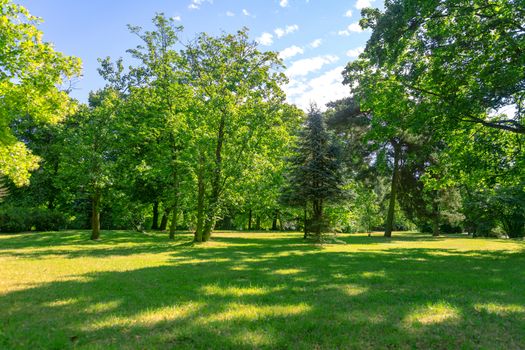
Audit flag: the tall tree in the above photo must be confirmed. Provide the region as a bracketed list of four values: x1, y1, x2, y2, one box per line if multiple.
[184, 29, 288, 242]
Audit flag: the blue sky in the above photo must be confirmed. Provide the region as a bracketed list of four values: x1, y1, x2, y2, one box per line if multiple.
[18, 0, 382, 110]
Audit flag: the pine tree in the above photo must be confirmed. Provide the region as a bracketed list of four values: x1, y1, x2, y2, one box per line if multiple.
[281, 105, 345, 240]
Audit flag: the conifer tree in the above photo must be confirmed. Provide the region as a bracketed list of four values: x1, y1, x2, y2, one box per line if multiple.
[281, 105, 345, 240]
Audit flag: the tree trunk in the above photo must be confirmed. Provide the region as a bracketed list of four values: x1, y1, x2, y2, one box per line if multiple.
[303, 203, 308, 239]
[151, 201, 159, 230]
[159, 208, 171, 231]
[248, 209, 252, 231]
[169, 182, 179, 240]
[255, 216, 261, 230]
[199, 115, 226, 242]
[432, 196, 440, 237]
[90, 191, 101, 240]
[47, 159, 59, 210]
[312, 199, 323, 240]
[194, 154, 206, 243]
[385, 142, 401, 238]
[47, 190, 56, 210]
[272, 209, 278, 230]
[169, 206, 178, 240]
[169, 147, 180, 239]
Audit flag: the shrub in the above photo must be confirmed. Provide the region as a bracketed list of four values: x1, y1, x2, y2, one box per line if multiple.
[0, 206, 66, 233]
[0, 206, 31, 233]
[32, 208, 66, 231]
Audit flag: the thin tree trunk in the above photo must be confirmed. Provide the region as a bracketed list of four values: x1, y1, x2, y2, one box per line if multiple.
[151, 201, 159, 230]
[159, 208, 171, 231]
[432, 196, 440, 237]
[90, 191, 101, 240]
[312, 199, 323, 240]
[272, 209, 278, 230]
[169, 206, 178, 240]
[169, 172, 179, 240]
[385, 142, 401, 238]
[201, 114, 226, 242]
[47, 159, 59, 210]
[255, 216, 261, 230]
[248, 209, 252, 230]
[194, 154, 206, 243]
[303, 203, 308, 239]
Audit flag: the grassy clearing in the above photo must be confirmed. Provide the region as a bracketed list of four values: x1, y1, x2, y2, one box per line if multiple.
[0, 230, 524, 349]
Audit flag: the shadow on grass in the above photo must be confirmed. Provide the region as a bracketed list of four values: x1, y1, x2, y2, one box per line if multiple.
[0, 231, 524, 349]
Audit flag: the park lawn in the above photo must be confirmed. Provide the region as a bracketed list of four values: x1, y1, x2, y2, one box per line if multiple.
[0, 231, 524, 349]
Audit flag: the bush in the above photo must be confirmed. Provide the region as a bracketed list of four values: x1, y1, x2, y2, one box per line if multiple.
[32, 208, 66, 231]
[0, 206, 31, 233]
[0, 206, 66, 233]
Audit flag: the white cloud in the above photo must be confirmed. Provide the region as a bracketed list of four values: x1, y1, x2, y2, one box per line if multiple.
[355, 0, 374, 10]
[172, 15, 182, 21]
[284, 66, 348, 111]
[338, 30, 350, 36]
[274, 24, 299, 38]
[188, 0, 212, 10]
[279, 45, 304, 60]
[286, 55, 339, 77]
[309, 39, 322, 48]
[280, 0, 289, 7]
[344, 9, 353, 17]
[347, 22, 363, 32]
[256, 32, 274, 46]
[226, 11, 235, 16]
[242, 9, 250, 16]
[346, 46, 364, 57]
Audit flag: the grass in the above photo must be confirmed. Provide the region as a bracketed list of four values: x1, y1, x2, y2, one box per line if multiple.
[0, 230, 524, 349]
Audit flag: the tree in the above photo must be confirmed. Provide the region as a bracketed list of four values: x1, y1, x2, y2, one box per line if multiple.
[345, 1, 525, 237]
[62, 90, 121, 240]
[184, 28, 288, 242]
[281, 106, 346, 240]
[0, 0, 81, 186]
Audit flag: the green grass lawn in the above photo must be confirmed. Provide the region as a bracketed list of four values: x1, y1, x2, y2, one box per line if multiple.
[0, 230, 524, 349]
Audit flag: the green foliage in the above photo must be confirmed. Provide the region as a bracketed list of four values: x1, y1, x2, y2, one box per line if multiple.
[0, 0, 81, 186]
[0, 206, 29, 232]
[0, 206, 65, 233]
[463, 185, 525, 238]
[362, 0, 525, 134]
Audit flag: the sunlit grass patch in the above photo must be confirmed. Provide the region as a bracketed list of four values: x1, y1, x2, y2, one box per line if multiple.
[403, 302, 460, 327]
[475, 302, 525, 316]
[87, 302, 204, 331]
[361, 271, 386, 278]
[341, 284, 369, 296]
[200, 302, 311, 323]
[202, 284, 279, 297]
[273, 268, 303, 275]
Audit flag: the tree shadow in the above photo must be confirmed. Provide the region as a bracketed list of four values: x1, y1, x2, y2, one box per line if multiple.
[0, 231, 524, 349]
